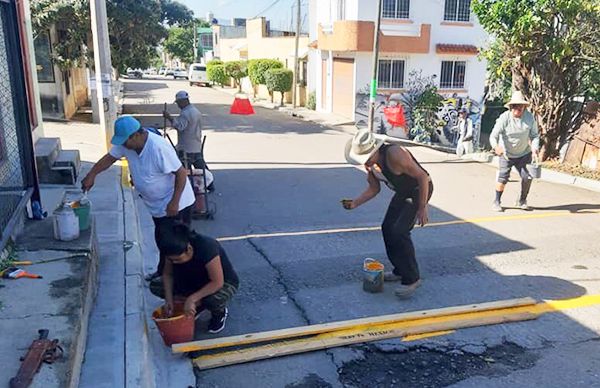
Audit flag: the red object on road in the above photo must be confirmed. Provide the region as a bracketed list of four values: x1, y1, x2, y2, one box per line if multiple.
[383, 105, 406, 127]
[230, 96, 255, 115]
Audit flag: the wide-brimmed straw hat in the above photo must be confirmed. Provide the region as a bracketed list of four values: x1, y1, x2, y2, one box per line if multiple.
[344, 128, 385, 165]
[505, 91, 530, 108]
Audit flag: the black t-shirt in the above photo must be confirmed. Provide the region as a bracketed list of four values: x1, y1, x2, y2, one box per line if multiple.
[172, 233, 239, 296]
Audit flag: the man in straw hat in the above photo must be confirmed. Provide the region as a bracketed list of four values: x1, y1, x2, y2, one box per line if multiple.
[490, 91, 540, 212]
[343, 129, 433, 298]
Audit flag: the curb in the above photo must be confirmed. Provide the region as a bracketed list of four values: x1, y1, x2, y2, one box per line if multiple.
[121, 164, 157, 388]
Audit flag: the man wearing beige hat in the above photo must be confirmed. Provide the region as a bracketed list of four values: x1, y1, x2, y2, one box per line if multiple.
[490, 91, 540, 212]
[343, 129, 433, 299]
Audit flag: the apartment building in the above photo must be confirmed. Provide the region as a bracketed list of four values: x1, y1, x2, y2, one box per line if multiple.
[308, 0, 488, 122]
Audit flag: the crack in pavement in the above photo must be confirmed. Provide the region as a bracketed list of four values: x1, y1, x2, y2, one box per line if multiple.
[246, 238, 311, 325]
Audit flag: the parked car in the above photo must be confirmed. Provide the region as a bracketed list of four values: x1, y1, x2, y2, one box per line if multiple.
[173, 68, 188, 79]
[158, 67, 166, 76]
[126, 69, 143, 79]
[165, 68, 174, 77]
[188, 63, 210, 86]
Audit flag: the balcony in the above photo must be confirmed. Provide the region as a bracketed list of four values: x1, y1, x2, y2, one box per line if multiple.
[318, 21, 430, 54]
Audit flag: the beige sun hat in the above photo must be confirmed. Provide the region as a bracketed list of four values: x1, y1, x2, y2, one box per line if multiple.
[344, 128, 385, 165]
[504, 91, 530, 108]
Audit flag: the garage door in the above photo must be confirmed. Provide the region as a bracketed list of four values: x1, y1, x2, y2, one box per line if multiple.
[332, 58, 354, 119]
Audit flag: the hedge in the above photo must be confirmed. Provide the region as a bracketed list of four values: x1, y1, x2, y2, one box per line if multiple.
[224, 60, 248, 91]
[207, 64, 228, 87]
[265, 68, 293, 106]
[248, 59, 284, 86]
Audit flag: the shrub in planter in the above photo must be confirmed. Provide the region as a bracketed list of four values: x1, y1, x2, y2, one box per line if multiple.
[248, 59, 284, 86]
[307, 91, 316, 110]
[207, 64, 228, 87]
[265, 68, 293, 106]
[224, 60, 248, 92]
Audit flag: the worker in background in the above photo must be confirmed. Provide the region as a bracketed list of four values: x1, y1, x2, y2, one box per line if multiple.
[456, 107, 474, 157]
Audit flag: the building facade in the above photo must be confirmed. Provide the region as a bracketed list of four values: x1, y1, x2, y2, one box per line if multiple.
[309, 0, 488, 134]
[212, 17, 310, 105]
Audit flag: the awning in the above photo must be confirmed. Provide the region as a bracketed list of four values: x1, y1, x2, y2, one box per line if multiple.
[436, 44, 479, 55]
[231, 42, 248, 51]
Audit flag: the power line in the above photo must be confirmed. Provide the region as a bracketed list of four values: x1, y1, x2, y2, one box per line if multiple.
[253, 0, 284, 18]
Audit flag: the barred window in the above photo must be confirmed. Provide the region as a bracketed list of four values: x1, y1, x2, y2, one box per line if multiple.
[440, 61, 466, 89]
[378, 59, 405, 89]
[444, 0, 471, 22]
[382, 0, 410, 19]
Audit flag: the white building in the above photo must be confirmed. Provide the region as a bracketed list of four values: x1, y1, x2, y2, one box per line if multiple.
[308, 0, 489, 126]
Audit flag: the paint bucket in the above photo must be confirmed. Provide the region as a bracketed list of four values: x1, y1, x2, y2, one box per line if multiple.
[526, 163, 542, 179]
[363, 258, 384, 293]
[53, 204, 80, 241]
[64, 190, 92, 231]
[152, 302, 195, 346]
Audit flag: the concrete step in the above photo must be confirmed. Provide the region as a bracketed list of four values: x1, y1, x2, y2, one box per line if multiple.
[35, 137, 61, 173]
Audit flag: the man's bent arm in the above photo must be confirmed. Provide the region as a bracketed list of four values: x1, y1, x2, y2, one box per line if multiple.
[170, 166, 187, 205]
[353, 171, 381, 208]
[82, 153, 118, 191]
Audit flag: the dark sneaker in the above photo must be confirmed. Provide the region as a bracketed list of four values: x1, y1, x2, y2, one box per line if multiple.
[383, 271, 402, 282]
[492, 201, 503, 212]
[394, 279, 422, 299]
[516, 200, 530, 210]
[208, 307, 228, 334]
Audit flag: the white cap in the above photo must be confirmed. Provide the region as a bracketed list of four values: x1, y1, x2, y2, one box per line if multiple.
[175, 90, 189, 101]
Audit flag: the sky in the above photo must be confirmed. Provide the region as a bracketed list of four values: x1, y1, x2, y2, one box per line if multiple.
[180, 0, 309, 32]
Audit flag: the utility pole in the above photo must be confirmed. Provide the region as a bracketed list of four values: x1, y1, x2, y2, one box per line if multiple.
[367, 0, 383, 133]
[192, 20, 198, 62]
[291, 0, 301, 108]
[90, 0, 117, 150]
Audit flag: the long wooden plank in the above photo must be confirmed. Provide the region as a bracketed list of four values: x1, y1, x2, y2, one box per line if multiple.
[174, 297, 536, 353]
[193, 310, 538, 370]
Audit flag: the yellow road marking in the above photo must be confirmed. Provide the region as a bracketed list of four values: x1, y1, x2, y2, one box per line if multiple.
[217, 211, 600, 242]
[118, 159, 131, 188]
[402, 330, 455, 342]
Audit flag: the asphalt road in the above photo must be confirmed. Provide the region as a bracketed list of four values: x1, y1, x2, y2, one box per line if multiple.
[123, 78, 600, 388]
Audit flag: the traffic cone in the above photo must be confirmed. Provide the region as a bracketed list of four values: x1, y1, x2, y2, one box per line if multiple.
[230, 94, 255, 115]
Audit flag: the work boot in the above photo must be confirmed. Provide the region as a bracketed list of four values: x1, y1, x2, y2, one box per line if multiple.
[492, 200, 503, 212]
[394, 279, 422, 299]
[383, 271, 402, 282]
[208, 307, 228, 334]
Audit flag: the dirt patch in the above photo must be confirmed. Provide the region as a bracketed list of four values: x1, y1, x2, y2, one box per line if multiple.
[541, 160, 600, 181]
[338, 342, 539, 387]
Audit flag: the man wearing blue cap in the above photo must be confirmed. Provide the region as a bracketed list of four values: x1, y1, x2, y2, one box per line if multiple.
[162, 90, 205, 169]
[82, 115, 196, 280]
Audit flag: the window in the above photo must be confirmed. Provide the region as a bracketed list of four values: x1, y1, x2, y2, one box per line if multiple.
[33, 30, 54, 83]
[440, 61, 466, 89]
[382, 0, 410, 19]
[444, 0, 471, 22]
[337, 0, 346, 20]
[378, 59, 405, 89]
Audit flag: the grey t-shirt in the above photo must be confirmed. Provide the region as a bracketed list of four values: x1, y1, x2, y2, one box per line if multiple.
[490, 110, 540, 158]
[172, 104, 203, 153]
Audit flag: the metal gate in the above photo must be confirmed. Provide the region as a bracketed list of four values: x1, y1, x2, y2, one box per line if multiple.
[0, 0, 36, 245]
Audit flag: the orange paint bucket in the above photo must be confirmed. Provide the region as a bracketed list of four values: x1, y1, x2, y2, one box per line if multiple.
[363, 258, 384, 293]
[152, 302, 195, 346]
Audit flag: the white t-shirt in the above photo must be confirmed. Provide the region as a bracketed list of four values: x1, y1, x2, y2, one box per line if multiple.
[109, 132, 195, 217]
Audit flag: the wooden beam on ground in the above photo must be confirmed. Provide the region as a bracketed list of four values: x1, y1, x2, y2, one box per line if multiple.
[193, 309, 539, 370]
[173, 297, 535, 354]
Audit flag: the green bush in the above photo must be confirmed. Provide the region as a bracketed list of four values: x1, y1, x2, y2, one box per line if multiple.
[307, 91, 316, 110]
[207, 59, 223, 67]
[207, 64, 228, 87]
[224, 60, 248, 91]
[248, 59, 284, 86]
[265, 68, 293, 106]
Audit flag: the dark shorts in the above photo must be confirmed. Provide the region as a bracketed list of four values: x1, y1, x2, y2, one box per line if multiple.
[497, 153, 532, 184]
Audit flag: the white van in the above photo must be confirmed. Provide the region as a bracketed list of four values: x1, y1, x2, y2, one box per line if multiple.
[188, 63, 210, 87]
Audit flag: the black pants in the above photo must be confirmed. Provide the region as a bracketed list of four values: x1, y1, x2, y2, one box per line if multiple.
[497, 153, 532, 184]
[178, 151, 206, 170]
[152, 205, 193, 275]
[381, 182, 433, 285]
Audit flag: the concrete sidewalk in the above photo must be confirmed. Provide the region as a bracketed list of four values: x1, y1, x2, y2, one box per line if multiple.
[0, 120, 154, 387]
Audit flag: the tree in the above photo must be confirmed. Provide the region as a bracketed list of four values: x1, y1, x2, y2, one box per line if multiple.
[224, 60, 248, 92]
[30, 0, 194, 75]
[472, 0, 600, 160]
[207, 64, 228, 87]
[164, 27, 194, 65]
[265, 68, 293, 106]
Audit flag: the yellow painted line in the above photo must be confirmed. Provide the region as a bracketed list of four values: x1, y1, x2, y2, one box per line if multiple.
[402, 330, 455, 342]
[217, 211, 600, 242]
[118, 159, 131, 188]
